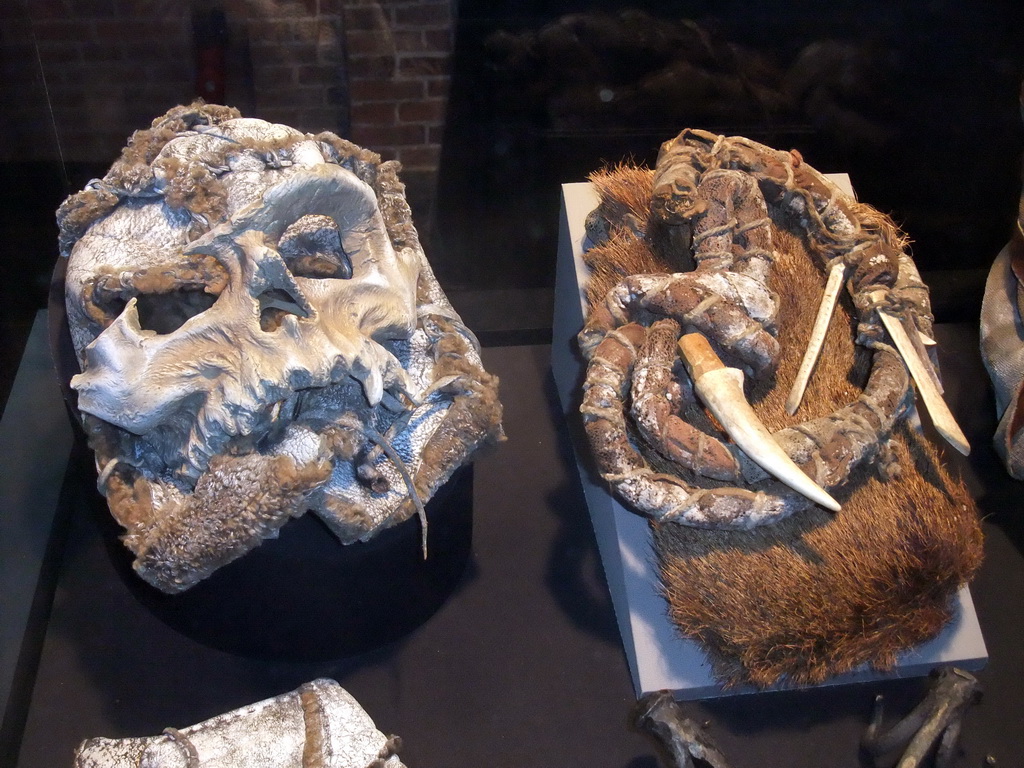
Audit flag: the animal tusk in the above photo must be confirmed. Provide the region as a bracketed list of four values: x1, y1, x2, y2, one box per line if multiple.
[786, 260, 847, 415]
[679, 333, 841, 512]
[918, 331, 937, 347]
[869, 291, 970, 456]
[861, 667, 981, 768]
[905, 315, 944, 395]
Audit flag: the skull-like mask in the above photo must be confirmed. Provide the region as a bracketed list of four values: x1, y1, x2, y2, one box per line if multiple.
[59, 104, 503, 593]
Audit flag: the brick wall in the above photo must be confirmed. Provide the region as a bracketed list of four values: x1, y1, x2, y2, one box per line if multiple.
[3, 1, 198, 163]
[1, 0, 455, 195]
[342, 0, 453, 174]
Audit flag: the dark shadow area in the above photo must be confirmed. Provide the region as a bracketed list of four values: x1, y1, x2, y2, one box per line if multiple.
[0, 443, 80, 768]
[86, 458, 476, 662]
[936, 325, 1024, 559]
[543, 369, 621, 644]
[0, 162, 98, 420]
[433, 0, 1024, 327]
[623, 757, 660, 768]
[11, 441, 442, 766]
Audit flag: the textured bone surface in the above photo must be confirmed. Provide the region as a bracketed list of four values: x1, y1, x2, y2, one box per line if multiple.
[59, 103, 503, 592]
[577, 129, 982, 687]
[74, 678, 406, 768]
[631, 690, 733, 768]
[870, 290, 970, 455]
[861, 667, 981, 768]
[786, 259, 846, 414]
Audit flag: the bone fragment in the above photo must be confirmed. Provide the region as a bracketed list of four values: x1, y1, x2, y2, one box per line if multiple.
[786, 260, 847, 415]
[870, 291, 970, 455]
[631, 690, 733, 768]
[900, 314, 945, 395]
[679, 333, 841, 512]
[862, 667, 981, 768]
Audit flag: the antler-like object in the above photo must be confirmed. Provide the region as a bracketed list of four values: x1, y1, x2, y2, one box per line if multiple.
[631, 691, 734, 768]
[862, 667, 982, 768]
[868, 290, 970, 455]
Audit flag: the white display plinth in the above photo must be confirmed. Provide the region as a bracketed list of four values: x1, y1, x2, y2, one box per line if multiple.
[551, 180, 988, 700]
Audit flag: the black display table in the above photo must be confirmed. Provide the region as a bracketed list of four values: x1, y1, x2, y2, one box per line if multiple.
[3, 329, 1023, 768]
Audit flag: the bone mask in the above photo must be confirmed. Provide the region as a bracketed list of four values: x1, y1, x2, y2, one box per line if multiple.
[59, 104, 503, 593]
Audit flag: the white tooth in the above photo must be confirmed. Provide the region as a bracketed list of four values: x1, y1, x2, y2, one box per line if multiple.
[679, 333, 841, 512]
[786, 260, 846, 415]
[95, 457, 119, 493]
[361, 367, 384, 406]
[870, 292, 970, 456]
[918, 331, 937, 346]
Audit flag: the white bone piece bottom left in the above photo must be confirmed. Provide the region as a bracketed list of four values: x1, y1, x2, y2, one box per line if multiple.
[73, 679, 406, 768]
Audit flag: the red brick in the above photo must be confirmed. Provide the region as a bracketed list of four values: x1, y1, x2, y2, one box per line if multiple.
[349, 123, 424, 146]
[297, 65, 339, 86]
[426, 78, 449, 98]
[316, 40, 345, 65]
[397, 144, 440, 169]
[397, 54, 449, 78]
[343, 6, 386, 31]
[391, 30, 425, 53]
[295, 19, 322, 41]
[349, 55, 395, 78]
[258, 66, 298, 89]
[286, 84, 330, 105]
[394, 3, 451, 28]
[397, 98, 445, 124]
[351, 101, 398, 125]
[350, 78, 423, 102]
[423, 29, 453, 52]
[345, 30, 395, 56]
[260, 18, 321, 43]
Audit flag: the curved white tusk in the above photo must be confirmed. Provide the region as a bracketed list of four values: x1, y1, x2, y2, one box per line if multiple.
[679, 333, 841, 512]
[870, 293, 970, 456]
[786, 260, 847, 415]
[906, 315, 944, 394]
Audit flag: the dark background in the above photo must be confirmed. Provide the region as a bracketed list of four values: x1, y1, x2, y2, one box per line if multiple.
[432, 1, 1024, 293]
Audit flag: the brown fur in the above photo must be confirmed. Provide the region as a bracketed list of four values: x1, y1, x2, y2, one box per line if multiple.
[586, 165, 983, 687]
[584, 166, 673, 309]
[125, 451, 334, 592]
